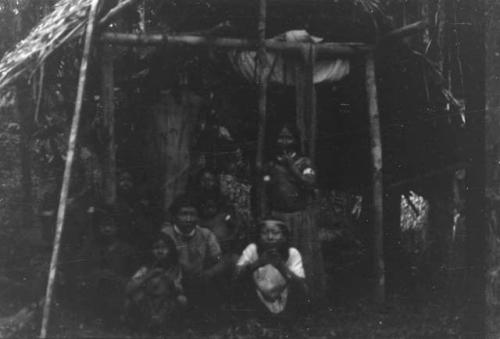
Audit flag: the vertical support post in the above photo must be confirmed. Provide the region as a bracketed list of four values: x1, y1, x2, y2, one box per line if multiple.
[15, 85, 33, 229]
[256, 0, 267, 218]
[462, 0, 486, 336]
[305, 45, 317, 162]
[365, 51, 385, 303]
[295, 63, 306, 154]
[40, 0, 101, 337]
[101, 45, 116, 204]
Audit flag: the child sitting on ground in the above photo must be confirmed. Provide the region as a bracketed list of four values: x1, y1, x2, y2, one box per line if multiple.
[125, 233, 187, 333]
[235, 218, 308, 322]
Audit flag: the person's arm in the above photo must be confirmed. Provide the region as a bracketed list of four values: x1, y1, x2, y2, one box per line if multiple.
[234, 244, 265, 278]
[281, 154, 316, 189]
[126, 267, 162, 295]
[235, 247, 274, 279]
[273, 248, 308, 293]
[200, 231, 226, 280]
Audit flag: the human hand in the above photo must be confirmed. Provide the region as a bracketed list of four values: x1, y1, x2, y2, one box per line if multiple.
[258, 249, 282, 268]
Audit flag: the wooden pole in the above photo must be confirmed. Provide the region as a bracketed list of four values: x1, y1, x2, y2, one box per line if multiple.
[39, 0, 101, 337]
[98, 0, 139, 28]
[305, 45, 317, 162]
[295, 62, 306, 154]
[16, 85, 33, 229]
[100, 32, 371, 56]
[365, 51, 385, 303]
[256, 0, 267, 218]
[379, 20, 428, 43]
[101, 45, 116, 204]
[101, 46, 116, 204]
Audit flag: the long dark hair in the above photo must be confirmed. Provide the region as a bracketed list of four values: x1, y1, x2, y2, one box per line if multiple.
[149, 233, 179, 269]
[255, 217, 291, 261]
[272, 122, 301, 156]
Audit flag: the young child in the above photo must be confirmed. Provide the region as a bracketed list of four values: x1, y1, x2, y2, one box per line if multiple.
[235, 218, 308, 320]
[125, 233, 187, 333]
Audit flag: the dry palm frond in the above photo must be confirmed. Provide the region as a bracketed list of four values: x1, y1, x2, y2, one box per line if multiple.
[355, 0, 384, 15]
[0, 0, 389, 94]
[0, 0, 99, 91]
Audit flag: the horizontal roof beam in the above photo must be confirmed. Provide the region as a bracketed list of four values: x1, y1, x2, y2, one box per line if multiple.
[101, 32, 373, 56]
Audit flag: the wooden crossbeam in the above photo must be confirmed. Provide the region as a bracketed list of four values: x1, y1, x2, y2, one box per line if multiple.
[101, 32, 372, 56]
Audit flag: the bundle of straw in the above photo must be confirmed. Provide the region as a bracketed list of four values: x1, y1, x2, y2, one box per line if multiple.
[0, 0, 98, 91]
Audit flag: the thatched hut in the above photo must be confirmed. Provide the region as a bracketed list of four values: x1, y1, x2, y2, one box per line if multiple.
[0, 0, 467, 336]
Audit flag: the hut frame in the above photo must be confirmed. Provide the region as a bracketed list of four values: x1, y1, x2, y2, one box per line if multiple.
[0, 0, 430, 337]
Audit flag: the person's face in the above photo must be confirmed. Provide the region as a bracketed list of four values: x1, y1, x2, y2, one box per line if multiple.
[200, 200, 218, 218]
[200, 172, 217, 191]
[99, 217, 117, 238]
[260, 221, 285, 248]
[276, 127, 296, 153]
[118, 173, 133, 194]
[152, 239, 170, 261]
[175, 206, 199, 234]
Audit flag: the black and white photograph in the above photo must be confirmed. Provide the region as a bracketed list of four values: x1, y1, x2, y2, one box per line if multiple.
[0, 0, 492, 338]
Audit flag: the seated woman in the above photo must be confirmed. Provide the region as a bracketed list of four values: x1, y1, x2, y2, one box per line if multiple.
[235, 218, 308, 322]
[125, 233, 187, 333]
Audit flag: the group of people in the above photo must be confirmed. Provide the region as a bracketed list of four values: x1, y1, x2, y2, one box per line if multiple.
[69, 123, 325, 334]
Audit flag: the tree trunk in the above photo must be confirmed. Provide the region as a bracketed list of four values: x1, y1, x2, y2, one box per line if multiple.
[152, 89, 202, 212]
[459, 0, 486, 337]
[485, 0, 500, 337]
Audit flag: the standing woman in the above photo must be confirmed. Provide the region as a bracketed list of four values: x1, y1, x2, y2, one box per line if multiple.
[262, 123, 325, 303]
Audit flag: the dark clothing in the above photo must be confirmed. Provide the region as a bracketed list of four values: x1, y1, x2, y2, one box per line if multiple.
[264, 154, 326, 302]
[264, 155, 314, 212]
[76, 240, 138, 320]
[125, 265, 185, 333]
[199, 211, 245, 255]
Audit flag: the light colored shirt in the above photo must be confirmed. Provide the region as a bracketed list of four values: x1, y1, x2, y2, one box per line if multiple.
[237, 243, 305, 313]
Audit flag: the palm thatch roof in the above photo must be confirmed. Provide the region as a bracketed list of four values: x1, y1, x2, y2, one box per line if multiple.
[0, 0, 388, 93]
[0, 0, 99, 91]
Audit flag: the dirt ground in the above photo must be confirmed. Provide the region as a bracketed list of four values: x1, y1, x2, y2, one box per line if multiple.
[8, 294, 462, 338]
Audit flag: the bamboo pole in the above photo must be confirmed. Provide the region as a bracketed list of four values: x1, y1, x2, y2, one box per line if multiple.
[101, 45, 116, 204]
[101, 32, 371, 56]
[98, 0, 139, 28]
[39, 0, 101, 337]
[379, 20, 428, 43]
[256, 0, 268, 218]
[365, 51, 385, 303]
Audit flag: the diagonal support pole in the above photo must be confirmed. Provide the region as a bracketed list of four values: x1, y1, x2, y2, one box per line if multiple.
[39, 0, 101, 337]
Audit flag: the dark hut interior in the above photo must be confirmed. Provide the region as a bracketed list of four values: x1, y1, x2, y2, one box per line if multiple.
[0, 0, 475, 336]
